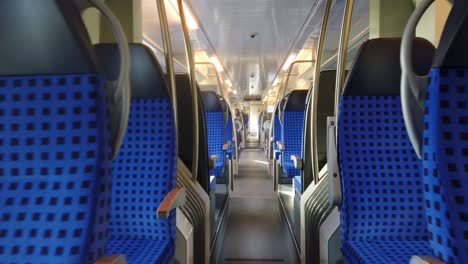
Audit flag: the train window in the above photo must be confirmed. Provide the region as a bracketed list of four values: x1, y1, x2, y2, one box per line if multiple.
[320, 1, 346, 69]
[345, 0, 369, 68]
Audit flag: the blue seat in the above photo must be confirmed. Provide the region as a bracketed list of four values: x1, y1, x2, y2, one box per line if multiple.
[280, 90, 307, 178]
[226, 116, 234, 159]
[0, 1, 112, 263]
[95, 44, 178, 264]
[273, 112, 282, 160]
[338, 38, 434, 264]
[272, 98, 287, 161]
[221, 99, 235, 160]
[202, 91, 226, 178]
[420, 5, 468, 263]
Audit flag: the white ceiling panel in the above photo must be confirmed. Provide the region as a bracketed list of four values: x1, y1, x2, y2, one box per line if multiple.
[187, 0, 317, 96]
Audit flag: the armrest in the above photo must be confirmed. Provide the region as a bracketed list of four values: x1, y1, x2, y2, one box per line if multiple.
[410, 256, 446, 264]
[277, 141, 285, 151]
[290, 155, 303, 169]
[95, 255, 127, 264]
[209, 155, 219, 169]
[223, 142, 231, 151]
[327, 117, 342, 207]
[157, 186, 186, 219]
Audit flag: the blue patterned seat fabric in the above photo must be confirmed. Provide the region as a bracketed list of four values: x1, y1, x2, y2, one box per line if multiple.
[0, 75, 110, 264]
[226, 114, 234, 159]
[107, 237, 173, 264]
[423, 68, 468, 263]
[0, 2, 112, 263]
[343, 240, 431, 264]
[338, 96, 430, 264]
[202, 92, 227, 178]
[207, 111, 226, 177]
[273, 114, 282, 160]
[95, 44, 177, 264]
[337, 38, 435, 264]
[106, 99, 176, 264]
[281, 111, 305, 178]
[419, 6, 468, 263]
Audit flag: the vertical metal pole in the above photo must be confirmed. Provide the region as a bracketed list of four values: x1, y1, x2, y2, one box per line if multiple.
[156, 0, 178, 148]
[335, 0, 355, 118]
[177, 0, 199, 182]
[310, 0, 333, 184]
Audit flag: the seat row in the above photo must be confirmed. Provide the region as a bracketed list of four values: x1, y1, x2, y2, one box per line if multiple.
[0, 1, 236, 263]
[270, 2, 468, 263]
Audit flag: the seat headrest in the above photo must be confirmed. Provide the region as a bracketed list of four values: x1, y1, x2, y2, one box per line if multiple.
[95, 43, 169, 98]
[284, 90, 308, 111]
[202, 91, 223, 112]
[0, 0, 98, 75]
[343, 38, 434, 96]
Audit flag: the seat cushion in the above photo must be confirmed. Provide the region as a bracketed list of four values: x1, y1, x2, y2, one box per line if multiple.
[211, 163, 225, 178]
[206, 112, 226, 177]
[294, 176, 302, 193]
[274, 149, 281, 160]
[343, 240, 431, 264]
[281, 111, 305, 175]
[282, 160, 301, 178]
[107, 238, 173, 264]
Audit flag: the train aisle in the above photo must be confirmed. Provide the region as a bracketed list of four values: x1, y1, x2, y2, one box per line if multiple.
[217, 149, 299, 263]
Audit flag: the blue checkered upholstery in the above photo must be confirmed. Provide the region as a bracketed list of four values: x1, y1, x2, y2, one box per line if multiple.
[281, 111, 305, 178]
[107, 238, 173, 264]
[272, 114, 282, 161]
[273, 115, 282, 143]
[226, 115, 234, 159]
[206, 112, 226, 177]
[422, 68, 468, 263]
[0, 75, 111, 263]
[343, 240, 431, 264]
[105, 98, 177, 264]
[338, 95, 430, 264]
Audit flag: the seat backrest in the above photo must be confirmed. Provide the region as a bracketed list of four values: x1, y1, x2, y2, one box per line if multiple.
[175, 74, 210, 192]
[0, 1, 111, 263]
[423, 3, 468, 262]
[316, 71, 338, 170]
[281, 90, 308, 176]
[220, 99, 234, 144]
[95, 44, 177, 245]
[273, 96, 288, 143]
[273, 107, 282, 142]
[202, 91, 225, 176]
[338, 38, 434, 242]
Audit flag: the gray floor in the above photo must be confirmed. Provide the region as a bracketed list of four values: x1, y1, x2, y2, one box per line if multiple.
[217, 149, 299, 264]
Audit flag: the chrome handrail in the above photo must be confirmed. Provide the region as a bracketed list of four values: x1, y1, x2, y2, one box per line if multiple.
[310, 0, 333, 184]
[178, 0, 199, 181]
[156, 0, 178, 152]
[278, 60, 315, 125]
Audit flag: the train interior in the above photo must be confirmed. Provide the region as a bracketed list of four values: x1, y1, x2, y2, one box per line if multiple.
[0, 0, 467, 264]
